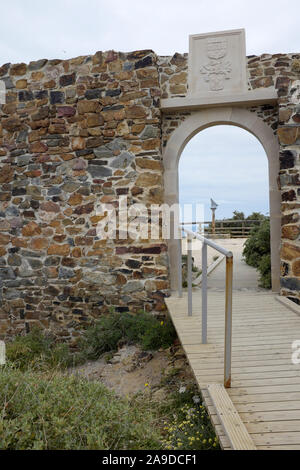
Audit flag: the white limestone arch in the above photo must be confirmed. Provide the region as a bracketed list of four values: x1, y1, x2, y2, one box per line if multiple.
[163, 107, 281, 292]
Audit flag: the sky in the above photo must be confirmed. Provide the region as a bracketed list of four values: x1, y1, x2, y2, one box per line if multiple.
[0, 0, 298, 222]
[0, 0, 300, 63]
[179, 126, 269, 221]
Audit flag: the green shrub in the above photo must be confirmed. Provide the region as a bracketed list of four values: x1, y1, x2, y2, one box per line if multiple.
[137, 318, 176, 351]
[258, 254, 272, 289]
[243, 219, 270, 267]
[0, 366, 162, 450]
[123, 312, 176, 350]
[80, 311, 177, 360]
[78, 314, 123, 360]
[242, 219, 271, 289]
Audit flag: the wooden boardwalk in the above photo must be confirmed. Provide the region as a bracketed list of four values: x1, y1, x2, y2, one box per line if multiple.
[166, 290, 300, 450]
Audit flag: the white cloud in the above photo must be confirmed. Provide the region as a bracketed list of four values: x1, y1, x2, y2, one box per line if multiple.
[0, 0, 299, 63]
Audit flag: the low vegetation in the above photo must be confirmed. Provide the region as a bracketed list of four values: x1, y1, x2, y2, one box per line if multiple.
[6, 311, 177, 371]
[1, 317, 219, 450]
[160, 388, 219, 450]
[0, 367, 162, 450]
[5, 326, 75, 371]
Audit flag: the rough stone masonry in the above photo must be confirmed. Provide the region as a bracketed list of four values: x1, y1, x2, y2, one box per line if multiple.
[0, 47, 300, 341]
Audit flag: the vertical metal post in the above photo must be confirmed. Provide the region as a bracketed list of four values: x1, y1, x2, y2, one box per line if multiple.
[202, 242, 207, 344]
[187, 235, 192, 316]
[211, 209, 216, 235]
[224, 254, 233, 388]
[177, 227, 183, 298]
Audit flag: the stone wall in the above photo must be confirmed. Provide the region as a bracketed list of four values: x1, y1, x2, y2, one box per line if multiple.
[1, 47, 300, 339]
[0, 50, 169, 341]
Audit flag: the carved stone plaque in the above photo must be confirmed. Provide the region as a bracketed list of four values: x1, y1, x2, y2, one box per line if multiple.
[188, 29, 247, 97]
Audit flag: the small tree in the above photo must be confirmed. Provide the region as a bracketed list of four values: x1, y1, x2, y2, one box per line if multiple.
[232, 210, 245, 220]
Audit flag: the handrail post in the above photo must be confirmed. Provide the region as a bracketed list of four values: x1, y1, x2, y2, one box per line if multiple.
[202, 242, 207, 344]
[177, 226, 183, 298]
[224, 254, 233, 388]
[180, 227, 234, 385]
[187, 235, 192, 316]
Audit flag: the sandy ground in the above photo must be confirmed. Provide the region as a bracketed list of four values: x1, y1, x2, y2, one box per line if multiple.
[69, 344, 194, 398]
[69, 346, 168, 396]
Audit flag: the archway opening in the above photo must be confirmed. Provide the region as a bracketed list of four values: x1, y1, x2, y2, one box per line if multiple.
[179, 125, 270, 290]
[162, 107, 280, 293]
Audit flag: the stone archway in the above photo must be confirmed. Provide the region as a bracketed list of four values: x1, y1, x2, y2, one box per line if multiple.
[163, 106, 281, 292]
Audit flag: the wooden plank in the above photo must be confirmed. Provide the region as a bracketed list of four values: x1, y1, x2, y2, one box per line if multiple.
[196, 365, 299, 375]
[186, 343, 294, 353]
[207, 377, 300, 389]
[189, 354, 293, 364]
[176, 323, 300, 333]
[238, 410, 300, 422]
[201, 393, 232, 450]
[178, 335, 296, 346]
[207, 384, 256, 450]
[192, 358, 294, 370]
[188, 345, 293, 353]
[234, 420, 300, 434]
[173, 315, 299, 324]
[191, 357, 300, 372]
[178, 331, 299, 341]
[178, 326, 300, 335]
[205, 397, 300, 412]
[236, 401, 300, 413]
[251, 432, 300, 446]
[258, 445, 300, 450]
[228, 392, 300, 404]
[228, 384, 300, 395]
[203, 389, 300, 405]
[205, 407, 300, 424]
[172, 310, 291, 317]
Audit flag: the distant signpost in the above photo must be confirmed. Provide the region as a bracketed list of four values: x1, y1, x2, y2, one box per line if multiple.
[210, 199, 218, 236]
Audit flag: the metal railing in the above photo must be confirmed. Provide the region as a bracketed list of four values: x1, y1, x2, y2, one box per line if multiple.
[178, 226, 233, 388]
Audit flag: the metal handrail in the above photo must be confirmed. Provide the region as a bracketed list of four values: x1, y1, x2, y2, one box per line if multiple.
[179, 226, 233, 388]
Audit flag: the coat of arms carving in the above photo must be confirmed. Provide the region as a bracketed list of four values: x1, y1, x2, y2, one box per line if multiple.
[200, 38, 232, 91]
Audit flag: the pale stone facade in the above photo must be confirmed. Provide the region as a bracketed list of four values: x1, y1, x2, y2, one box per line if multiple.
[0, 35, 300, 339]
